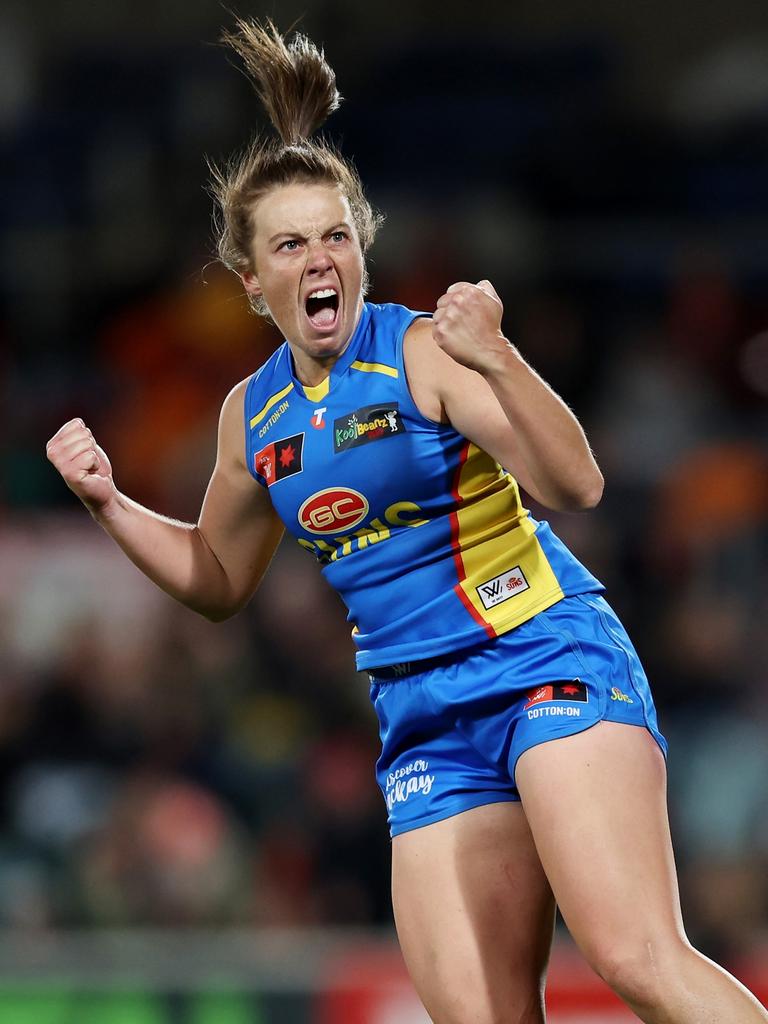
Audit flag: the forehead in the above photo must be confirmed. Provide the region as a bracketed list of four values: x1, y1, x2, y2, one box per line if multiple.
[252, 182, 353, 239]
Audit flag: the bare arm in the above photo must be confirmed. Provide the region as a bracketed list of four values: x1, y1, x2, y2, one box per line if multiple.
[46, 379, 284, 620]
[404, 282, 604, 511]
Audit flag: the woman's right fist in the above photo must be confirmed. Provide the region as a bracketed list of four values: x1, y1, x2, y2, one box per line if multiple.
[46, 418, 116, 516]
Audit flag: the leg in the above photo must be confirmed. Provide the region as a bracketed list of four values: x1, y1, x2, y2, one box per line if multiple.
[392, 802, 556, 1024]
[516, 722, 768, 1023]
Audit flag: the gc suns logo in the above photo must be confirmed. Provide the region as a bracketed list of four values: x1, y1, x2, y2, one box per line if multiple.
[476, 566, 530, 610]
[298, 487, 369, 534]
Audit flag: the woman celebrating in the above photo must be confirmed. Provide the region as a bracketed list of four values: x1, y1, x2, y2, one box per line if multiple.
[47, 20, 767, 1024]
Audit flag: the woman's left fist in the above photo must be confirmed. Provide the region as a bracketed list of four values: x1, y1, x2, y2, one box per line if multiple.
[432, 279, 507, 373]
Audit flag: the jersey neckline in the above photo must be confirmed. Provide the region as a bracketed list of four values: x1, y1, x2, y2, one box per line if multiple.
[285, 303, 372, 402]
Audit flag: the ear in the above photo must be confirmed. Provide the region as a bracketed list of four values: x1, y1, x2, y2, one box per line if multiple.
[240, 270, 262, 298]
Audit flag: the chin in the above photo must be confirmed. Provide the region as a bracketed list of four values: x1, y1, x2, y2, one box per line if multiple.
[310, 333, 348, 357]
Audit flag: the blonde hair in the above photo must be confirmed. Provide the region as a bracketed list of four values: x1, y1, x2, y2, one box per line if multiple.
[209, 18, 383, 316]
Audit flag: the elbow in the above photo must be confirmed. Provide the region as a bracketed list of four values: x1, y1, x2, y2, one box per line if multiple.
[575, 471, 604, 511]
[194, 598, 241, 623]
[200, 606, 233, 623]
[199, 598, 244, 622]
[553, 471, 604, 512]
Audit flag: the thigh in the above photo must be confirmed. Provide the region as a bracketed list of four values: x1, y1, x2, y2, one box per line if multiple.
[516, 721, 685, 969]
[392, 802, 556, 1024]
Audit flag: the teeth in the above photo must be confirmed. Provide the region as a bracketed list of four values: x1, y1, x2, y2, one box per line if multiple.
[308, 288, 337, 300]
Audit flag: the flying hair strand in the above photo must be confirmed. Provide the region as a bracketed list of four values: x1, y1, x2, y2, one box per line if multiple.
[220, 17, 341, 145]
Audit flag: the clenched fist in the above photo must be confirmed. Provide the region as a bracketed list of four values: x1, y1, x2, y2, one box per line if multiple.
[46, 418, 116, 517]
[432, 279, 510, 374]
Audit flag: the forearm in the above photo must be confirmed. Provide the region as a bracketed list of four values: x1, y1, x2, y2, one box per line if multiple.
[93, 491, 235, 619]
[484, 342, 604, 511]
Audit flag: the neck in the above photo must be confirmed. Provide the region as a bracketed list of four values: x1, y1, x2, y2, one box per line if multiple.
[293, 352, 338, 387]
[290, 300, 364, 386]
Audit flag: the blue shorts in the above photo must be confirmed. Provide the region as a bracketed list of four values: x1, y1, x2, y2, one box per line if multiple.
[369, 593, 667, 837]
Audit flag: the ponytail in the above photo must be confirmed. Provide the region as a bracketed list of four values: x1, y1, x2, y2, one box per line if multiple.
[210, 18, 383, 316]
[221, 18, 340, 145]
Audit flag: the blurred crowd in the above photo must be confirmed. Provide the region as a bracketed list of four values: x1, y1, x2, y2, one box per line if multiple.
[1, 0, 768, 980]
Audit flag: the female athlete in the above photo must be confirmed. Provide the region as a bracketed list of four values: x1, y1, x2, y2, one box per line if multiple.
[46, 20, 768, 1024]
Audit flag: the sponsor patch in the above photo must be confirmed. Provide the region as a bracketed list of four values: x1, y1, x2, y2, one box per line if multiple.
[523, 680, 587, 711]
[257, 399, 290, 438]
[311, 407, 326, 430]
[333, 403, 405, 453]
[254, 433, 304, 486]
[476, 565, 529, 610]
[527, 705, 583, 720]
[298, 487, 369, 534]
[610, 686, 634, 704]
[385, 759, 435, 812]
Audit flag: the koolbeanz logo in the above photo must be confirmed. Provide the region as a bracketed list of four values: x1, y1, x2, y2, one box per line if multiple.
[334, 403, 405, 453]
[476, 565, 530, 610]
[298, 487, 369, 534]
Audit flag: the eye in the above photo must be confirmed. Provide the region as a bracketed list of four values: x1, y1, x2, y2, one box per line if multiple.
[279, 239, 300, 252]
[329, 231, 348, 243]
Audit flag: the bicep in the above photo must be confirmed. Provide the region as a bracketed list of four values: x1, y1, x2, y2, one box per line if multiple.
[442, 369, 543, 498]
[196, 381, 285, 611]
[198, 463, 284, 609]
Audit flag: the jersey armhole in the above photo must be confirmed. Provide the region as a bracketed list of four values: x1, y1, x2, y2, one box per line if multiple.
[243, 372, 268, 488]
[395, 312, 450, 430]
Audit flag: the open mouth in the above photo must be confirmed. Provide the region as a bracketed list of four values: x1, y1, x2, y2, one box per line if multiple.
[305, 288, 339, 331]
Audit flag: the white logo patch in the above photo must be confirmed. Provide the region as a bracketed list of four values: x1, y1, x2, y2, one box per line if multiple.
[476, 565, 530, 610]
[258, 400, 290, 438]
[528, 706, 582, 720]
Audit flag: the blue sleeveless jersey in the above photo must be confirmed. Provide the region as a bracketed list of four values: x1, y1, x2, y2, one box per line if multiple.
[244, 302, 603, 670]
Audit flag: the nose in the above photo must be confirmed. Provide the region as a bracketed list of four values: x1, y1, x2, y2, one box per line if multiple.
[306, 239, 333, 276]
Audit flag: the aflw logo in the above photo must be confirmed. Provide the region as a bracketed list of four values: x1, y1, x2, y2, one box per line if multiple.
[476, 566, 530, 610]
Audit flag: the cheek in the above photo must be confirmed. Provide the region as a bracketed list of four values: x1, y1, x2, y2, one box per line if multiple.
[264, 265, 298, 304]
[347, 250, 365, 284]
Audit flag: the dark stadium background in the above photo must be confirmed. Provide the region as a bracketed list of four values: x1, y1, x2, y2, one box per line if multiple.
[2, 1, 768, 1020]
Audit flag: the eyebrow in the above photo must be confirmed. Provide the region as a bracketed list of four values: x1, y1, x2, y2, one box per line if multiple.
[267, 222, 352, 245]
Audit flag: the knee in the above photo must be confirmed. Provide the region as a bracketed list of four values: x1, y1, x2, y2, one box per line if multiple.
[585, 937, 690, 1009]
[430, 986, 544, 1024]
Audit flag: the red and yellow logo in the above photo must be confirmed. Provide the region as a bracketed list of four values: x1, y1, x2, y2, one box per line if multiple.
[523, 680, 587, 711]
[298, 488, 369, 535]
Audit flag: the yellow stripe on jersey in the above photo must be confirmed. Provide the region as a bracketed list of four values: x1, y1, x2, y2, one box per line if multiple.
[452, 444, 564, 633]
[350, 360, 399, 379]
[303, 377, 330, 401]
[250, 383, 294, 429]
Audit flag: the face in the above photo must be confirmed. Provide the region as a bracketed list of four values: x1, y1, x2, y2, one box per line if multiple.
[242, 182, 365, 383]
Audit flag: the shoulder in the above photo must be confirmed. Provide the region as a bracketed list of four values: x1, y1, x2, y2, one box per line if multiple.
[217, 376, 253, 472]
[402, 314, 437, 371]
[404, 314, 502, 427]
[217, 342, 289, 472]
[406, 313, 480, 379]
[220, 375, 250, 423]
[402, 316, 450, 423]
[243, 343, 292, 401]
[366, 301, 429, 337]
[236, 345, 298, 441]
[403, 314, 433, 342]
